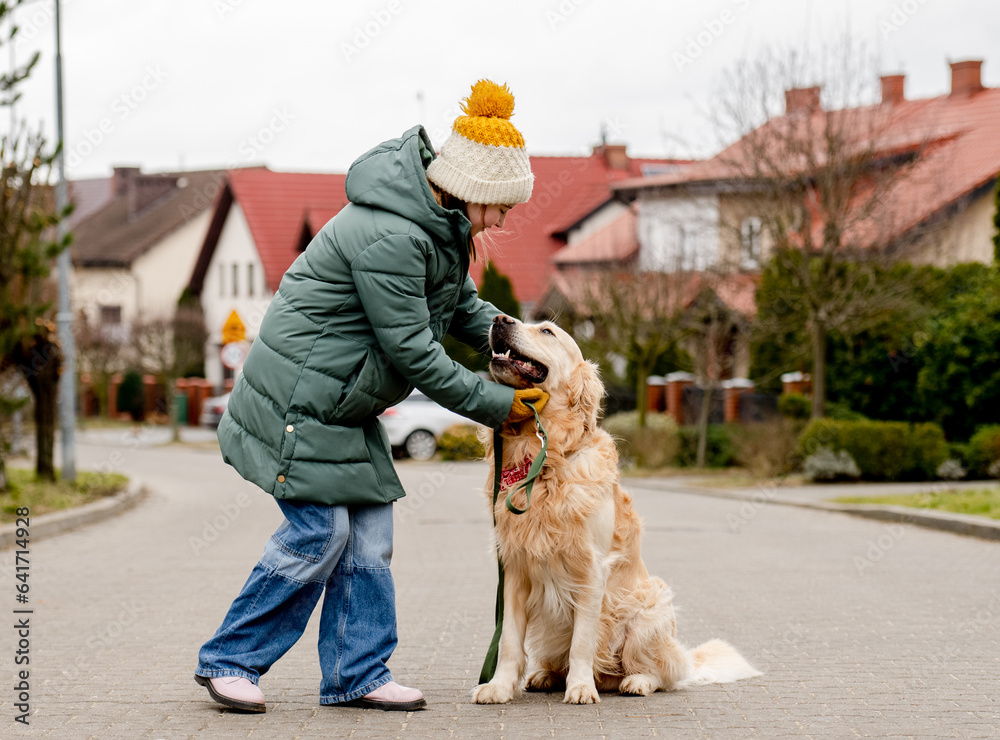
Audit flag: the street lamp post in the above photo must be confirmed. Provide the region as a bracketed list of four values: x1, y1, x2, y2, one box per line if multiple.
[54, 0, 76, 481]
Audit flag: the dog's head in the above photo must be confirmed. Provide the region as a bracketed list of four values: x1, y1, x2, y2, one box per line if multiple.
[489, 315, 603, 436]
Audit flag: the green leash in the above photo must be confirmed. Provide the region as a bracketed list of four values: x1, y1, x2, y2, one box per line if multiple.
[479, 401, 548, 685]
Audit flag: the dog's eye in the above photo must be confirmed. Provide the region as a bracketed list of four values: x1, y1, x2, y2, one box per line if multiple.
[541, 328, 554, 336]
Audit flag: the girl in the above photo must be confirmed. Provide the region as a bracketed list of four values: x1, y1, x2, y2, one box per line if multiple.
[194, 80, 546, 712]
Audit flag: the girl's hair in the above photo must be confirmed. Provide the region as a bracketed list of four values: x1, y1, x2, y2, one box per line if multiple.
[428, 179, 481, 263]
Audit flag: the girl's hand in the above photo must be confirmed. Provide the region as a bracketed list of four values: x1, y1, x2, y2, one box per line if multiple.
[506, 389, 549, 423]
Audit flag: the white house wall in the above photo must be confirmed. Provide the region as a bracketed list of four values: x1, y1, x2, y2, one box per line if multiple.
[637, 193, 720, 272]
[130, 209, 212, 319]
[72, 267, 140, 325]
[202, 201, 272, 389]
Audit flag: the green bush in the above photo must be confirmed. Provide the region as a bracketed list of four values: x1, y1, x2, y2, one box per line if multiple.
[968, 425, 1000, 479]
[438, 424, 485, 461]
[116, 370, 145, 421]
[729, 419, 804, 478]
[778, 392, 810, 419]
[798, 419, 947, 481]
[825, 401, 868, 421]
[602, 411, 679, 468]
[676, 424, 737, 468]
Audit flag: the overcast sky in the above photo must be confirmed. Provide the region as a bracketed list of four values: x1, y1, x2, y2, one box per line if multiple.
[6, 0, 998, 179]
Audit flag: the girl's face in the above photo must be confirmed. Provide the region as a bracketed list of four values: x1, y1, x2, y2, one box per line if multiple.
[467, 203, 513, 237]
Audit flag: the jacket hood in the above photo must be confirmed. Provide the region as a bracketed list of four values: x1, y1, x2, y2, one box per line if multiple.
[345, 125, 471, 249]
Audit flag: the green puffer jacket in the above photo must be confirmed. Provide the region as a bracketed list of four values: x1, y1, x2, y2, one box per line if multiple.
[217, 125, 516, 505]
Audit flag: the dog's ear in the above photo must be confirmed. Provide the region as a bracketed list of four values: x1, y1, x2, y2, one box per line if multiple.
[570, 360, 604, 433]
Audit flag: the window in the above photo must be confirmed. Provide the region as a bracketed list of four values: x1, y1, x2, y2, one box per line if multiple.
[219, 263, 225, 298]
[232, 263, 239, 297]
[247, 263, 254, 297]
[740, 217, 762, 268]
[99, 305, 122, 325]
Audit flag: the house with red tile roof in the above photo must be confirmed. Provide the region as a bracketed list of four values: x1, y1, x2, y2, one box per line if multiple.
[70, 167, 228, 338]
[612, 60, 1000, 273]
[186, 168, 348, 386]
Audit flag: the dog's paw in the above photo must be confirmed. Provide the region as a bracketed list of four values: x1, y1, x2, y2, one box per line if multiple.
[563, 682, 600, 704]
[619, 673, 659, 696]
[525, 669, 564, 692]
[472, 682, 515, 704]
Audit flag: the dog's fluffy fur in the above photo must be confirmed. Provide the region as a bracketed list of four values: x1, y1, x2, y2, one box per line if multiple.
[473, 316, 761, 705]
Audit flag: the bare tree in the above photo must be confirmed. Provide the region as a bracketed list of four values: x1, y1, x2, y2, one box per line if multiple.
[75, 311, 126, 418]
[708, 41, 935, 417]
[131, 305, 207, 442]
[574, 268, 693, 427]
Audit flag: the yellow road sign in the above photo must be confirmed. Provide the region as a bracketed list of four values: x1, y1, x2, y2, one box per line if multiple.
[222, 310, 246, 345]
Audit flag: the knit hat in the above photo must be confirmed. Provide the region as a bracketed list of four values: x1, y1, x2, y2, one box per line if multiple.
[426, 80, 534, 206]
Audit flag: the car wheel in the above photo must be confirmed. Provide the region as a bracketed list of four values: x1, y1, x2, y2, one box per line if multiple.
[404, 430, 437, 461]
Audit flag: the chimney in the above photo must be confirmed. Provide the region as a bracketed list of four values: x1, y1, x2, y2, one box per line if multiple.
[112, 166, 141, 196]
[950, 60, 984, 97]
[127, 173, 180, 216]
[784, 86, 822, 115]
[594, 143, 629, 170]
[880, 74, 905, 105]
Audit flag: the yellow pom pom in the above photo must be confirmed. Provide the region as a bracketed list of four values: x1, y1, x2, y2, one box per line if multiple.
[460, 80, 515, 120]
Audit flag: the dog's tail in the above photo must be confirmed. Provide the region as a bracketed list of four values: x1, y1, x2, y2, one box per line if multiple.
[677, 639, 762, 687]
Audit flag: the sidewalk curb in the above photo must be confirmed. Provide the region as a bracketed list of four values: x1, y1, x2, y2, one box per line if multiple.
[0, 479, 148, 550]
[623, 479, 1000, 542]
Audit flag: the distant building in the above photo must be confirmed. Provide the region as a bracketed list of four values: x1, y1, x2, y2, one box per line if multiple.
[70, 167, 227, 339]
[187, 169, 348, 388]
[612, 59, 1000, 274]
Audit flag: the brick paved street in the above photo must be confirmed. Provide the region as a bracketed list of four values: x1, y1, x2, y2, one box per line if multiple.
[3, 439, 999, 738]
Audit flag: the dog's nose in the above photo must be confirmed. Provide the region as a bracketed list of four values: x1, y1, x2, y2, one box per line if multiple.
[494, 314, 515, 325]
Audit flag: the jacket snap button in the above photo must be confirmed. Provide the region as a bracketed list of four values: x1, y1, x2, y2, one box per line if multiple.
[277, 475, 285, 483]
[286, 425, 294, 433]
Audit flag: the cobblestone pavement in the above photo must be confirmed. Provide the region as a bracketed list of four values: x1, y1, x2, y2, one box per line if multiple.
[3, 442, 998, 739]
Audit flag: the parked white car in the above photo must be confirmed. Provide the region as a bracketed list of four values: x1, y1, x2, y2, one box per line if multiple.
[379, 390, 472, 460]
[199, 392, 230, 428]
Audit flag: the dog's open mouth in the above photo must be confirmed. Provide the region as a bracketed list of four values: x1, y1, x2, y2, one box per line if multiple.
[490, 333, 549, 385]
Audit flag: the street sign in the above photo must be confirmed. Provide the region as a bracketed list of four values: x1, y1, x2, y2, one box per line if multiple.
[221, 341, 250, 370]
[222, 310, 246, 345]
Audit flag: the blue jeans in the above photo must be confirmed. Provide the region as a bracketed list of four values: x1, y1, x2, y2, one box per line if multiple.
[196, 498, 397, 704]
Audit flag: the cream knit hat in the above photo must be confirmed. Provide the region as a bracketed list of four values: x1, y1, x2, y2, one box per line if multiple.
[426, 80, 534, 206]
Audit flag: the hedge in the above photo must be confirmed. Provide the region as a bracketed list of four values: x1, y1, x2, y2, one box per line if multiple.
[798, 419, 947, 481]
[438, 425, 485, 461]
[968, 425, 1000, 479]
[602, 411, 679, 468]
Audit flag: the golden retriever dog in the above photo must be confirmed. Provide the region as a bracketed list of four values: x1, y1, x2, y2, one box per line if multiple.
[472, 315, 761, 705]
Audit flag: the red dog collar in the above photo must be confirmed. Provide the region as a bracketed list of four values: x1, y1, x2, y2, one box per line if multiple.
[500, 457, 532, 489]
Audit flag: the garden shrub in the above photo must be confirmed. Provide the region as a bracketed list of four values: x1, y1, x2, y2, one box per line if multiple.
[437, 425, 485, 461]
[967, 425, 1000, 479]
[602, 411, 679, 469]
[803, 446, 861, 482]
[777, 392, 810, 419]
[798, 419, 947, 481]
[116, 370, 145, 421]
[676, 424, 737, 468]
[935, 459, 967, 481]
[729, 419, 804, 478]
